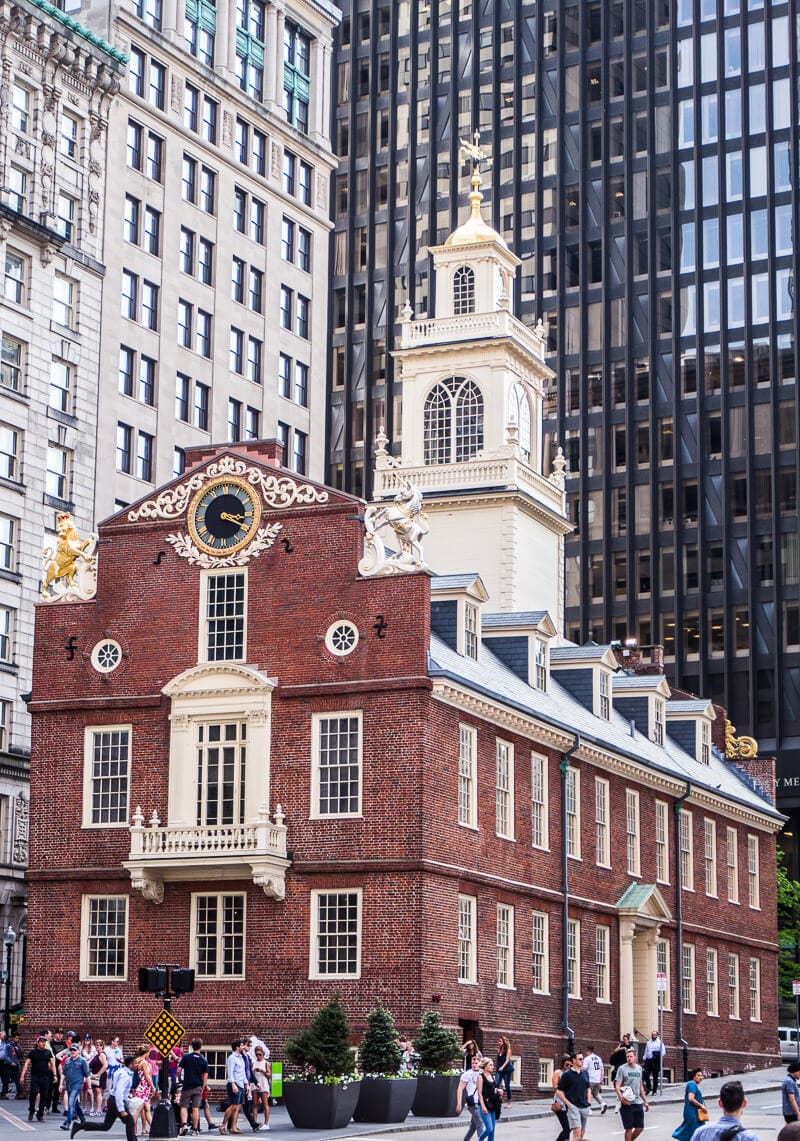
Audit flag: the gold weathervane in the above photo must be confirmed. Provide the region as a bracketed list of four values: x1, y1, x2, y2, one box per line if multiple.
[724, 718, 759, 759]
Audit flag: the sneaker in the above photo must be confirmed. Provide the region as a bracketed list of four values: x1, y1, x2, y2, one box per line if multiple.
[179, 1127, 191, 1136]
[258, 1126, 269, 1131]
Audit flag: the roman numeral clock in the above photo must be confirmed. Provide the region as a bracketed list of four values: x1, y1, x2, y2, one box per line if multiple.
[187, 477, 262, 554]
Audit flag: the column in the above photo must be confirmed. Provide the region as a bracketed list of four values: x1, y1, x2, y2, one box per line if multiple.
[163, 0, 179, 42]
[264, 3, 278, 108]
[618, 919, 636, 1041]
[644, 929, 660, 1035]
[274, 7, 285, 112]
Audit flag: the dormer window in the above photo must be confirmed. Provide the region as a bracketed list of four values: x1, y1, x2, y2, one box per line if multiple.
[654, 698, 664, 744]
[598, 669, 610, 719]
[453, 265, 475, 315]
[700, 719, 711, 764]
[423, 376, 484, 465]
[464, 602, 479, 660]
[534, 637, 548, 691]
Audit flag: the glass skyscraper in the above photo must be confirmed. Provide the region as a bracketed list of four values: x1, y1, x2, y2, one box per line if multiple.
[329, 0, 800, 833]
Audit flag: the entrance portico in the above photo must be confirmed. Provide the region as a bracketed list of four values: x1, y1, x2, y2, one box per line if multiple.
[616, 884, 673, 1041]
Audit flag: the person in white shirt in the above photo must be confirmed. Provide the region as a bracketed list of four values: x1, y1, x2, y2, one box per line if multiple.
[642, 1032, 664, 1095]
[455, 1055, 483, 1141]
[582, 1048, 607, 1114]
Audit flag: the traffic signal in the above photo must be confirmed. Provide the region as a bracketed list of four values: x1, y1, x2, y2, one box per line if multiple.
[138, 967, 167, 993]
[171, 968, 195, 995]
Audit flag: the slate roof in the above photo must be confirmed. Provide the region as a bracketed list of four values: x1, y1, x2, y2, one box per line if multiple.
[430, 574, 482, 592]
[550, 643, 611, 662]
[667, 699, 714, 715]
[612, 674, 669, 691]
[483, 611, 549, 629]
[427, 634, 782, 822]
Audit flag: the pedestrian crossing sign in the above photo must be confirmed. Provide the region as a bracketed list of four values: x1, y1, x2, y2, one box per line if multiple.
[144, 1009, 185, 1056]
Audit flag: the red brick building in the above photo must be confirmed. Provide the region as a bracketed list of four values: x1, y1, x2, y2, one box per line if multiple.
[25, 184, 782, 1088]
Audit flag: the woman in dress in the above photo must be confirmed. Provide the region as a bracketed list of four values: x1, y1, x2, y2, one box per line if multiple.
[81, 1036, 98, 1115]
[477, 1058, 500, 1141]
[495, 1037, 514, 1102]
[552, 1055, 572, 1141]
[251, 1046, 270, 1130]
[132, 1047, 158, 1137]
[672, 1067, 705, 1141]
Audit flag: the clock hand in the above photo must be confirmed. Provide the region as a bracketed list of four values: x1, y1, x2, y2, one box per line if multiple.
[219, 511, 245, 523]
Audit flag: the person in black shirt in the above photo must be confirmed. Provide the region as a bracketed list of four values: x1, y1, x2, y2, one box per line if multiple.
[557, 1053, 591, 1141]
[20, 1036, 56, 1121]
[178, 1041, 209, 1135]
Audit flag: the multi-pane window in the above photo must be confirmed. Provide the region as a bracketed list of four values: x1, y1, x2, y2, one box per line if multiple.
[566, 766, 580, 858]
[205, 572, 246, 661]
[458, 894, 477, 983]
[178, 300, 191, 346]
[183, 155, 197, 201]
[124, 195, 140, 244]
[655, 800, 669, 882]
[196, 721, 246, 826]
[136, 0, 162, 29]
[87, 728, 130, 825]
[136, 431, 153, 482]
[146, 131, 163, 181]
[534, 638, 547, 690]
[230, 330, 244, 375]
[0, 607, 12, 663]
[194, 382, 209, 430]
[129, 46, 145, 95]
[596, 924, 610, 1002]
[174, 448, 186, 476]
[116, 423, 132, 474]
[283, 21, 310, 132]
[292, 430, 307, 476]
[729, 953, 740, 1019]
[244, 406, 259, 440]
[458, 724, 477, 828]
[148, 58, 166, 109]
[235, 0, 265, 99]
[495, 739, 514, 839]
[654, 698, 665, 744]
[60, 112, 79, 158]
[248, 268, 263, 313]
[496, 904, 514, 988]
[682, 943, 696, 1013]
[82, 896, 127, 979]
[680, 808, 694, 890]
[4, 249, 26, 305]
[626, 790, 640, 876]
[127, 120, 143, 169]
[247, 337, 262, 385]
[0, 516, 15, 572]
[10, 82, 31, 133]
[727, 826, 739, 902]
[747, 834, 760, 908]
[56, 192, 77, 241]
[567, 917, 581, 997]
[532, 912, 549, 992]
[704, 819, 717, 896]
[193, 892, 245, 978]
[185, 0, 215, 63]
[0, 425, 20, 481]
[142, 281, 159, 330]
[0, 335, 23, 392]
[531, 752, 548, 849]
[657, 938, 671, 1010]
[464, 602, 478, 660]
[749, 957, 761, 1021]
[700, 719, 711, 765]
[424, 376, 484, 464]
[175, 374, 190, 422]
[453, 265, 475, 315]
[196, 310, 212, 357]
[46, 445, 69, 500]
[228, 397, 242, 442]
[595, 777, 609, 866]
[313, 714, 361, 817]
[53, 274, 76, 328]
[0, 700, 8, 751]
[311, 890, 361, 978]
[707, 948, 718, 1016]
[7, 166, 27, 212]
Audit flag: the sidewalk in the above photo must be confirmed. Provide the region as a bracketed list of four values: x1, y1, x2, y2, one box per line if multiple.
[0, 1067, 785, 1139]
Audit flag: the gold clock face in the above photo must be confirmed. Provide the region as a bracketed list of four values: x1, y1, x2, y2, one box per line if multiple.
[187, 477, 262, 556]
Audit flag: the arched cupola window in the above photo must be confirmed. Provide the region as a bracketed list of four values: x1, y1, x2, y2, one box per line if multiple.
[424, 376, 484, 464]
[453, 265, 476, 315]
[509, 383, 532, 459]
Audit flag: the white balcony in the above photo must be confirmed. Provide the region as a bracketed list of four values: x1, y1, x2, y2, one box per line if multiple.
[123, 804, 290, 904]
[400, 309, 547, 360]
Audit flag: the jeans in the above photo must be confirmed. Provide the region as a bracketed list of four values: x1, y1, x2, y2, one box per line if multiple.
[80, 1100, 136, 1141]
[462, 1103, 484, 1141]
[66, 1085, 86, 1125]
[478, 1108, 496, 1141]
[29, 1074, 51, 1119]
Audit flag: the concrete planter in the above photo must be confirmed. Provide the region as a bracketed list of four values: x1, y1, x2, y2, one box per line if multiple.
[353, 1076, 418, 1123]
[283, 1079, 360, 1129]
[411, 1073, 460, 1117]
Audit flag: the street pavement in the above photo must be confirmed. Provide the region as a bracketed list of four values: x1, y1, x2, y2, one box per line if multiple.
[0, 1068, 787, 1141]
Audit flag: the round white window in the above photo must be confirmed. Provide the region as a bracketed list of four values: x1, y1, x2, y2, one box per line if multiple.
[324, 620, 359, 657]
[91, 639, 123, 673]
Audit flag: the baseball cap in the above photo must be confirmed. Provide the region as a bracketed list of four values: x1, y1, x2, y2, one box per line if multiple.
[69, 1044, 80, 1051]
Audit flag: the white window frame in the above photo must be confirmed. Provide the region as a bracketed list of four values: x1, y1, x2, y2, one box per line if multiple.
[310, 712, 362, 819]
[458, 894, 477, 984]
[531, 752, 548, 850]
[728, 952, 740, 1020]
[706, 948, 718, 1016]
[704, 818, 718, 896]
[749, 957, 761, 1021]
[191, 891, 246, 980]
[199, 569, 247, 663]
[596, 924, 610, 1003]
[625, 789, 641, 876]
[532, 911, 550, 993]
[496, 904, 515, 989]
[595, 777, 610, 867]
[309, 888, 362, 980]
[747, 834, 760, 909]
[566, 766, 581, 859]
[700, 718, 711, 764]
[458, 724, 478, 829]
[567, 917, 581, 998]
[680, 808, 694, 891]
[657, 937, 672, 1011]
[80, 894, 129, 981]
[534, 637, 548, 691]
[495, 739, 515, 840]
[655, 800, 670, 883]
[598, 668, 611, 719]
[464, 602, 479, 660]
[682, 943, 696, 1013]
[82, 725, 132, 828]
[727, 826, 739, 903]
[653, 698, 664, 744]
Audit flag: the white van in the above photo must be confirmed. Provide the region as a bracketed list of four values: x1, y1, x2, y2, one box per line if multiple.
[779, 1027, 800, 1061]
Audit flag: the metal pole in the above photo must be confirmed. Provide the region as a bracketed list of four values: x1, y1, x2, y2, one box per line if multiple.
[3, 941, 11, 1038]
[658, 991, 664, 1095]
[795, 992, 799, 1063]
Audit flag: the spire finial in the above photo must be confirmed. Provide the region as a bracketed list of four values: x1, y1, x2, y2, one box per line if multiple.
[459, 129, 490, 213]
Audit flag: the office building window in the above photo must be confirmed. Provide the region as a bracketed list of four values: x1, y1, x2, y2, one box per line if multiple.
[0, 425, 20, 481]
[4, 249, 27, 305]
[0, 515, 15, 573]
[185, 0, 215, 63]
[283, 21, 310, 132]
[46, 445, 69, 500]
[49, 359, 71, 413]
[116, 423, 132, 474]
[136, 431, 153, 482]
[0, 336, 23, 392]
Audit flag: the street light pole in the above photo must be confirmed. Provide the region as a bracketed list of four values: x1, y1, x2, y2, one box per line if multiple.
[3, 925, 17, 1038]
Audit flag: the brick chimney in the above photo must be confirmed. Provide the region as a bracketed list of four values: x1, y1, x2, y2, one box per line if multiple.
[183, 439, 285, 470]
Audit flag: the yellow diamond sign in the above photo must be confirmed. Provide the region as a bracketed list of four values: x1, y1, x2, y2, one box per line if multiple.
[144, 1009, 185, 1057]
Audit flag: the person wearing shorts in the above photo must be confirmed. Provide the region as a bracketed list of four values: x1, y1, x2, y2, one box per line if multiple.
[179, 1042, 209, 1136]
[615, 1049, 650, 1141]
[557, 1053, 591, 1141]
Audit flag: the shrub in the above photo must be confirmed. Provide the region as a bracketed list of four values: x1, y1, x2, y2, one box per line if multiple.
[412, 1009, 460, 1074]
[359, 1002, 404, 1076]
[285, 992, 357, 1082]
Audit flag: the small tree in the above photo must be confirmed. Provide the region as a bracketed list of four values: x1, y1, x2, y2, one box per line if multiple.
[413, 1009, 460, 1073]
[285, 992, 357, 1080]
[359, 1002, 404, 1075]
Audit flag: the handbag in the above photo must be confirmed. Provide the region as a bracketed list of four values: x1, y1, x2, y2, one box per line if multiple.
[697, 1105, 710, 1123]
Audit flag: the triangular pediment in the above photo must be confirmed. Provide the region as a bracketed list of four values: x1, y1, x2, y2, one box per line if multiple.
[615, 883, 672, 924]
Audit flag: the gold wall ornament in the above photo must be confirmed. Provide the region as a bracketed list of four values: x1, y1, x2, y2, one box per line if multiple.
[724, 718, 759, 759]
[41, 512, 99, 601]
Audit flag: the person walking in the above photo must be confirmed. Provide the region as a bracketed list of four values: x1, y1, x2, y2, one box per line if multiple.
[476, 1058, 501, 1141]
[614, 1047, 650, 1141]
[3, 1033, 23, 1099]
[21, 1035, 56, 1121]
[582, 1047, 607, 1114]
[250, 1046, 270, 1131]
[610, 1036, 633, 1084]
[60, 1042, 90, 1131]
[551, 1055, 573, 1141]
[672, 1067, 706, 1141]
[495, 1037, 514, 1102]
[783, 1062, 800, 1123]
[179, 1040, 209, 1136]
[690, 1079, 759, 1141]
[72, 1056, 139, 1141]
[642, 1032, 664, 1095]
[557, 1053, 591, 1141]
[220, 1041, 246, 1135]
[455, 1054, 483, 1141]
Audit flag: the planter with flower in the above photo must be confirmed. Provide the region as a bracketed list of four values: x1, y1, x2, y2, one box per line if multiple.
[410, 1009, 462, 1118]
[353, 1002, 417, 1123]
[283, 993, 360, 1129]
